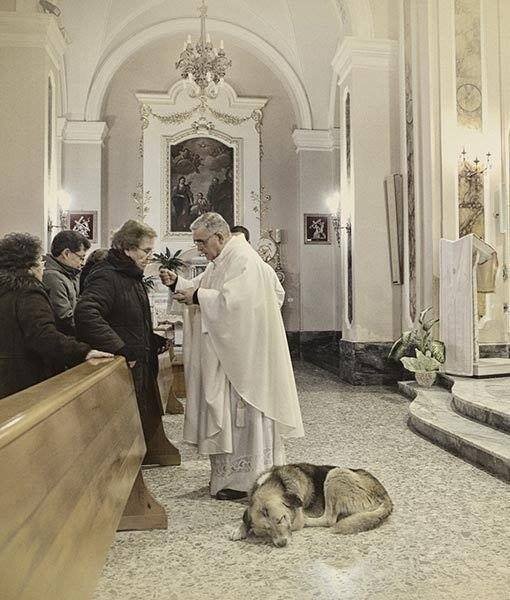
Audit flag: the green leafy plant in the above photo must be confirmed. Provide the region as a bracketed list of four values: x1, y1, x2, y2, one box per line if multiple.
[389, 306, 445, 365]
[401, 349, 442, 373]
[152, 248, 186, 272]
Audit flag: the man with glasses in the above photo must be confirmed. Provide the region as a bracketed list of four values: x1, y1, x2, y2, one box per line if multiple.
[43, 229, 90, 335]
[160, 213, 304, 500]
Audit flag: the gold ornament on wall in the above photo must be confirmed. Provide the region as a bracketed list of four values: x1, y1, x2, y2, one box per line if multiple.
[131, 183, 151, 222]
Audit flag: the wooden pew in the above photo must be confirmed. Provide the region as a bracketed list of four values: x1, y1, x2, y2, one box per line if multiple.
[158, 349, 184, 415]
[0, 357, 166, 600]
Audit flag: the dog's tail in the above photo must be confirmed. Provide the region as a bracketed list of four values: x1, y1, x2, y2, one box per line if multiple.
[333, 495, 393, 535]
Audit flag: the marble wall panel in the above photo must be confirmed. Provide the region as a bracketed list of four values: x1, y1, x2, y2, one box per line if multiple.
[455, 0, 483, 130]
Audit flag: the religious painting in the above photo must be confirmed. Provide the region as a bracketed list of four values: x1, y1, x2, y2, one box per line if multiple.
[169, 137, 235, 232]
[304, 214, 331, 245]
[68, 211, 98, 243]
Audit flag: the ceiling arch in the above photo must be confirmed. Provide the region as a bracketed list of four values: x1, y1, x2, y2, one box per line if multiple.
[85, 18, 313, 128]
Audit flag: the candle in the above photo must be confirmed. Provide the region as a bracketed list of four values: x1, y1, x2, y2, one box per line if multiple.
[206, 33, 211, 44]
[220, 39, 224, 50]
[187, 34, 192, 45]
[274, 229, 282, 243]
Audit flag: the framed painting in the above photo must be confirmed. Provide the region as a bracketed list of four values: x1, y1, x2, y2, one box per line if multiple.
[68, 210, 98, 243]
[167, 137, 235, 233]
[304, 214, 331, 245]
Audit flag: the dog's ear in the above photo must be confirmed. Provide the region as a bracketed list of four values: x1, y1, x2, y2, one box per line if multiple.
[242, 508, 252, 530]
[283, 493, 303, 509]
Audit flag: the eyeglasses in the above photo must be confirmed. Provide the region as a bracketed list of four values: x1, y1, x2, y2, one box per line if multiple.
[137, 246, 154, 256]
[193, 233, 217, 247]
[70, 250, 86, 262]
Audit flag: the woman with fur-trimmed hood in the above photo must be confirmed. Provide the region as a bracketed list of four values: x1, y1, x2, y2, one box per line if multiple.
[0, 232, 110, 400]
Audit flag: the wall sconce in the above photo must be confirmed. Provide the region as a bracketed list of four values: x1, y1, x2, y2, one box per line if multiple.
[47, 190, 71, 233]
[331, 213, 351, 246]
[326, 192, 350, 246]
[459, 147, 492, 176]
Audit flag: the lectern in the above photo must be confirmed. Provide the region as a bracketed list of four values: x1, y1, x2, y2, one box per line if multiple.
[440, 234, 504, 376]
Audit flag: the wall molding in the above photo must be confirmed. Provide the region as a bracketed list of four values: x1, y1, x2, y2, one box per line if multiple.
[332, 36, 399, 84]
[0, 13, 66, 70]
[292, 129, 340, 152]
[64, 121, 109, 144]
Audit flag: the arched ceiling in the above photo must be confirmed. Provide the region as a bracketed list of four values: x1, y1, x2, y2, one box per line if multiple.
[60, 0, 390, 127]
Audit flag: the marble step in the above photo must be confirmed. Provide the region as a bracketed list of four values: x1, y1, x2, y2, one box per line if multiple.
[472, 358, 510, 376]
[399, 381, 510, 481]
[450, 378, 510, 433]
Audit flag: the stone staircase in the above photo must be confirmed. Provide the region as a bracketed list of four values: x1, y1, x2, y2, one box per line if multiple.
[399, 376, 510, 481]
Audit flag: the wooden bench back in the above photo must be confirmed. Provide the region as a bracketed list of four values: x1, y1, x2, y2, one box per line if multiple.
[0, 357, 145, 600]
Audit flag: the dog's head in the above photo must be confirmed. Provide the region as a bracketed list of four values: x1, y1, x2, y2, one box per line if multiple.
[242, 489, 302, 547]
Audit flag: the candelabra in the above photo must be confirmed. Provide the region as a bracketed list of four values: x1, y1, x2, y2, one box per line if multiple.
[459, 147, 492, 176]
[175, 0, 232, 98]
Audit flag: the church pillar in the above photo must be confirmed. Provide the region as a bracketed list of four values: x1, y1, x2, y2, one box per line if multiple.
[0, 9, 66, 246]
[292, 129, 342, 362]
[62, 122, 108, 249]
[332, 37, 404, 384]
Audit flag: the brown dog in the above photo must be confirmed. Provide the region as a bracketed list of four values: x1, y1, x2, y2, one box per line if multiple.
[230, 463, 393, 547]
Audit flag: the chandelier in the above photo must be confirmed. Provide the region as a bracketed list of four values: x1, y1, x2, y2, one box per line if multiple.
[175, 0, 232, 98]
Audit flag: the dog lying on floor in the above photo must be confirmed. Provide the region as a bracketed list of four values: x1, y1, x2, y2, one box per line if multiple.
[230, 463, 393, 547]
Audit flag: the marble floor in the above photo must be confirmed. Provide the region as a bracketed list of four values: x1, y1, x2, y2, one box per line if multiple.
[94, 362, 510, 600]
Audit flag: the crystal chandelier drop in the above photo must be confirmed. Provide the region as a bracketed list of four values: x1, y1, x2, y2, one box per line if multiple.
[175, 0, 232, 98]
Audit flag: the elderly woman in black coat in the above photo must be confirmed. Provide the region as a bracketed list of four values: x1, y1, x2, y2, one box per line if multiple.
[75, 220, 173, 465]
[0, 233, 110, 400]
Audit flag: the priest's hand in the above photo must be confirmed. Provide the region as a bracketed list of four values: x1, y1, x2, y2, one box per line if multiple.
[173, 287, 196, 305]
[159, 267, 177, 287]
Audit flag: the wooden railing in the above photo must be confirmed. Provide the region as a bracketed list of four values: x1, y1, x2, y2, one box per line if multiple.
[0, 357, 167, 600]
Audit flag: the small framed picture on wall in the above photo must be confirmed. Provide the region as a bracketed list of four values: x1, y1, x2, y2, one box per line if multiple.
[68, 211, 98, 243]
[304, 214, 331, 245]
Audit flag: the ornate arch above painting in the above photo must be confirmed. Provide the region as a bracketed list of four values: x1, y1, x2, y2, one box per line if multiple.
[136, 81, 267, 247]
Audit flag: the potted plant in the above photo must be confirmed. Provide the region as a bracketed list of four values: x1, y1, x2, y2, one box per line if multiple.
[152, 247, 186, 272]
[389, 306, 446, 387]
[400, 349, 442, 387]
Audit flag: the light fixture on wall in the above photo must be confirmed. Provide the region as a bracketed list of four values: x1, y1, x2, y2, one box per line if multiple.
[327, 192, 350, 246]
[459, 147, 492, 176]
[175, 0, 232, 98]
[47, 189, 71, 233]
[331, 213, 351, 246]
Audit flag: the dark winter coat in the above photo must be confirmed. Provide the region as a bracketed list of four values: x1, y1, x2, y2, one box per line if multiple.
[0, 270, 91, 400]
[42, 254, 81, 336]
[75, 250, 165, 443]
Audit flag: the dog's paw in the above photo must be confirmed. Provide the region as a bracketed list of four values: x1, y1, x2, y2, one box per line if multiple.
[229, 525, 247, 541]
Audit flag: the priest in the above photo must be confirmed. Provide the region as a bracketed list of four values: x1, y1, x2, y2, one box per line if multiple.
[160, 213, 304, 500]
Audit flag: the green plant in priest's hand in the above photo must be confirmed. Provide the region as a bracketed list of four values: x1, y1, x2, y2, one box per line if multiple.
[388, 306, 445, 365]
[152, 247, 186, 272]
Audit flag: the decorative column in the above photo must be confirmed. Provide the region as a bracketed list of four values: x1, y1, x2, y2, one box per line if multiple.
[292, 129, 341, 366]
[332, 37, 404, 384]
[62, 122, 108, 248]
[0, 10, 66, 244]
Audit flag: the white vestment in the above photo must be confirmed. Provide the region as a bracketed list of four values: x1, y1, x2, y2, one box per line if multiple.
[176, 235, 303, 492]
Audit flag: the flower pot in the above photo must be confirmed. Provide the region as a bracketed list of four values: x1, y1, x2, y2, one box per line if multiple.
[415, 371, 436, 387]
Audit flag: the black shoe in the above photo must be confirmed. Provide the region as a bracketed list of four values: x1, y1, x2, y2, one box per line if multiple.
[215, 488, 247, 501]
